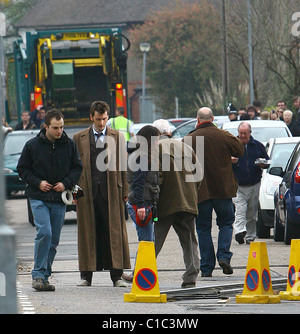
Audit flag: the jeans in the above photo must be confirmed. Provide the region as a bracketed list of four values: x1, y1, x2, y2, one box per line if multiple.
[127, 202, 155, 277]
[30, 199, 66, 281]
[196, 199, 234, 274]
[127, 202, 155, 242]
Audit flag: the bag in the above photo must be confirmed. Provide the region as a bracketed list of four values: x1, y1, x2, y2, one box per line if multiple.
[131, 204, 153, 227]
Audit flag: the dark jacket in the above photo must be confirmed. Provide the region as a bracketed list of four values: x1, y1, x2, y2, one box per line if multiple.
[15, 121, 36, 131]
[287, 121, 300, 137]
[183, 122, 244, 203]
[17, 128, 82, 203]
[232, 135, 269, 186]
[127, 154, 160, 208]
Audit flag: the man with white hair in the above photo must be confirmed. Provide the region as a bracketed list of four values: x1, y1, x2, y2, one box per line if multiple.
[283, 110, 300, 136]
[152, 119, 202, 288]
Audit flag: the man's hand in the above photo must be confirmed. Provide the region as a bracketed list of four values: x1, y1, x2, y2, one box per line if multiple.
[39, 180, 53, 192]
[53, 182, 66, 192]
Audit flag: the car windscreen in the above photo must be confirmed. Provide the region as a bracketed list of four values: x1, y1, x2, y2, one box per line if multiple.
[174, 121, 197, 137]
[4, 134, 37, 156]
[268, 142, 299, 171]
[225, 127, 290, 143]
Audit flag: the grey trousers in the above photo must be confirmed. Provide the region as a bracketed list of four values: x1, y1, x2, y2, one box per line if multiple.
[154, 212, 200, 284]
[233, 183, 261, 242]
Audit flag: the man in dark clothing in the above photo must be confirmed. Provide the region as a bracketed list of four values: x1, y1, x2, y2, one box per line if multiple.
[227, 103, 238, 122]
[232, 122, 270, 244]
[15, 111, 36, 130]
[283, 110, 300, 136]
[183, 107, 244, 277]
[17, 109, 82, 291]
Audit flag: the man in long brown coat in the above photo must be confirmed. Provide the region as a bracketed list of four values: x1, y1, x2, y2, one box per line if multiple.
[183, 107, 244, 277]
[73, 101, 131, 287]
[153, 119, 202, 288]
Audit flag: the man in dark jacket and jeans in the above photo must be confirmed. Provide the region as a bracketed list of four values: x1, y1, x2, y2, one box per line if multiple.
[232, 122, 269, 244]
[183, 107, 244, 277]
[17, 109, 82, 291]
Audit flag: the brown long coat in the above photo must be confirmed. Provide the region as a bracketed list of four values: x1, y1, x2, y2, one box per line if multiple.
[183, 122, 244, 203]
[73, 126, 131, 271]
[158, 136, 202, 218]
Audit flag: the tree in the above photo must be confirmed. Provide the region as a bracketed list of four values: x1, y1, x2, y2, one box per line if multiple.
[129, 0, 221, 117]
[225, 0, 300, 107]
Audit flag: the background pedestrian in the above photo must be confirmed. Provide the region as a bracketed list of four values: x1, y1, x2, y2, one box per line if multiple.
[232, 122, 270, 244]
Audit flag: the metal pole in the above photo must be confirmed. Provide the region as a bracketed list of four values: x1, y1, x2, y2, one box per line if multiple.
[175, 97, 179, 118]
[247, 0, 254, 104]
[141, 51, 146, 116]
[0, 12, 17, 314]
[221, 0, 229, 111]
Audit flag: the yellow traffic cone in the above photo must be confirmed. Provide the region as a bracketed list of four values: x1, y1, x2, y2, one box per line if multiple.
[124, 241, 167, 303]
[236, 242, 281, 304]
[280, 239, 300, 300]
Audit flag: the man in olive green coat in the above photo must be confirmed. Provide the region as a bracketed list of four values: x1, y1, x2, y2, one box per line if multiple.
[183, 107, 244, 277]
[73, 101, 131, 287]
[153, 119, 202, 288]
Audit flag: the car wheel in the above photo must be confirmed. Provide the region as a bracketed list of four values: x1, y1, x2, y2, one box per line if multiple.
[27, 198, 35, 226]
[284, 211, 300, 245]
[256, 205, 270, 238]
[273, 207, 284, 242]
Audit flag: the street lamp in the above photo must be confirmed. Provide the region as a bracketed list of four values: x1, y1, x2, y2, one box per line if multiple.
[139, 43, 150, 116]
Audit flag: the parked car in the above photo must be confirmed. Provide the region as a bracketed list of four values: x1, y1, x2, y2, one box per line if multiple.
[222, 120, 292, 145]
[213, 115, 230, 128]
[4, 129, 40, 197]
[133, 121, 178, 137]
[257, 137, 300, 238]
[167, 118, 193, 128]
[271, 141, 300, 244]
[132, 123, 152, 135]
[171, 115, 233, 139]
[172, 119, 197, 138]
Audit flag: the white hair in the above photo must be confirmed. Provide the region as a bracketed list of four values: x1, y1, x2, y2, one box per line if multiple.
[283, 110, 293, 117]
[152, 119, 171, 135]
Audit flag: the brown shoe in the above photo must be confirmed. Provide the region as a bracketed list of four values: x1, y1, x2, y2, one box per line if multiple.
[44, 281, 55, 291]
[32, 278, 44, 291]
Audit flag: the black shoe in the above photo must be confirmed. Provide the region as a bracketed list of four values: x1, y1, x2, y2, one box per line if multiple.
[235, 231, 246, 244]
[219, 259, 233, 275]
[181, 282, 196, 288]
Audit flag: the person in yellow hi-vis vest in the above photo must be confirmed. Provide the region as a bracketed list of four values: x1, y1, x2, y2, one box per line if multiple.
[107, 107, 134, 144]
